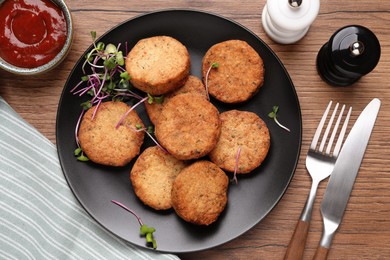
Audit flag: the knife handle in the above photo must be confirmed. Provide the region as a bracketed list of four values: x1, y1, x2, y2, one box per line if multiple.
[284, 219, 310, 260]
[313, 246, 329, 260]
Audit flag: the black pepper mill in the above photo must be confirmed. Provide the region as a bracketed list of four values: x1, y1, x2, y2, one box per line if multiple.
[316, 25, 381, 86]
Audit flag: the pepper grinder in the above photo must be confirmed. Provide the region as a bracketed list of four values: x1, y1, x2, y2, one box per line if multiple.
[317, 25, 381, 86]
[262, 0, 320, 44]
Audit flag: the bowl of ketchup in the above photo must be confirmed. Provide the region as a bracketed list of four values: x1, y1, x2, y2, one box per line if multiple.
[0, 0, 73, 75]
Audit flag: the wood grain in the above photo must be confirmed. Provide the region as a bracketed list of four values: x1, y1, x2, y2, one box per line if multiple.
[284, 220, 311, 260]
[1, 1, 389, 259]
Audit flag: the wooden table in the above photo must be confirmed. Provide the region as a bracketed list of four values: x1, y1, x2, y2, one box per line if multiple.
[1, 0, 389, 259]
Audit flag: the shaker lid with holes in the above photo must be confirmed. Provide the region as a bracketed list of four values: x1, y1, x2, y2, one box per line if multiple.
[329, 25, 381, 76]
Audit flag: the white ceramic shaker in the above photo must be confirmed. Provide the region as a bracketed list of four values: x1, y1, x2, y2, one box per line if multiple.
[262, 0, 320, 44]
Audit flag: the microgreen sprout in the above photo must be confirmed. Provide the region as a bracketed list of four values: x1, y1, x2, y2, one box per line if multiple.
[268, 106, 291, 132]
[74, 147, 89, 162]
[133, 124, 168, 153]
[147, 93, 164, 104]
[231, 146, 241, 184]
[72, 31, 137, 116]
[71, 32, 149, 162]
[205, 62, 219, 100]
[111, 200, 157, 249]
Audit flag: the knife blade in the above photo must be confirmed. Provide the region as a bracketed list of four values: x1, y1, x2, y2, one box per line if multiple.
[313, 98, 381, 260]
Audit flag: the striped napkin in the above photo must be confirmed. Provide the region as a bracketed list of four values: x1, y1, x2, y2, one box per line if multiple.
[0, 97, 179, 260]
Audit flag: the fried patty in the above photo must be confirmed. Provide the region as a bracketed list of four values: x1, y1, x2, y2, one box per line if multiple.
[78, 101, 144, 167]
[209, 110, 270, 174]
[126, 36, 190, 95]
[202, 40, 264, 103]
[155, 93, 221, 160]
[130, 146, 188, 210]
[145, 75, 207, 125]
[171, 160, 229, 225]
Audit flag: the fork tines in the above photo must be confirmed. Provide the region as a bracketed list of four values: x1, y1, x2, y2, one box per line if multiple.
[310, 101, 352, 157]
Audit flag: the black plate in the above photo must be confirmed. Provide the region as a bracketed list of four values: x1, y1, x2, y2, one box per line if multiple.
[56, 9, 302, 253]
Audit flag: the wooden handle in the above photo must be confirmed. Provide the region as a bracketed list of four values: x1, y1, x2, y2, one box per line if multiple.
[313, 246, 329, 260]
[284, 219, 310, 260]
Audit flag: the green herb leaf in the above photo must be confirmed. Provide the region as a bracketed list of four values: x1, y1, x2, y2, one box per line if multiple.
[211, 62, 219, 68]
[120, 71, 130, 81]
[118, 80, 130, 90]
[90, 31, 97, 41]
[154, 95, 164, 104]
[77, 154, 89, 162]
[104, 43, 117, 55]
[74, 147, 82, 156]
[103, 56, 117, 70]
[147, 93, 154, 104]
[273, 105, 279, 114]
[147, 125, 154, 134]
[116, 51, 125, 66]
[80, 100, 92, 110]
[140, 224, 157, 249]
[96, 42, 105, 51]
[140, 224, 156, 235]
[268, 111, 276, 119]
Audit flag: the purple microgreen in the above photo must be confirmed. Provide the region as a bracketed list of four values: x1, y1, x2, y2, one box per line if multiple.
[91, 99, 103, 120]
[116, 96, 148, 129]
[70, 80, 85, 93]
[205, 62, 219, 100]
[111, 200, 143, 225]
[71, 33, 143, 162]
[74, 110, 85, 146]
[132, 125, 168, 154]
[231, 146, 241, 184]
[111, 200, 157, 249]
[268, 106, 291, 132]
[113, 91, 143, 101]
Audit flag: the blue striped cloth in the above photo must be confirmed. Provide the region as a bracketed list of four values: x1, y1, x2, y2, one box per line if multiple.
[0, 97, 179, 260]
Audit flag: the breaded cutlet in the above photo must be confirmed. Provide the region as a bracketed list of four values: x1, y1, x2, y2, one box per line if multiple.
[171, 160, 229, 225]
[126, 35, 190, 95]
[202, 40, 264, 103]
[130, 146, 188, 210]
[209, 109, 270, 174]
[78, 101, 144, 167]
[155, 93, 221, 160]
[145, 75, 207, 125]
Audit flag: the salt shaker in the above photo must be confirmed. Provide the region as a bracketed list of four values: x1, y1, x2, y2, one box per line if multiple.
[262, 0, 320, 44]
[317, 25, 381, 86]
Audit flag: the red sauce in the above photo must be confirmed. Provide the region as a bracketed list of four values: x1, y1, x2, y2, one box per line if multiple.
[0, 0, 68, 68]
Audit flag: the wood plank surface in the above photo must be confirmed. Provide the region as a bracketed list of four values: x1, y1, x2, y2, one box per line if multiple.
[1, 1, 389, 259]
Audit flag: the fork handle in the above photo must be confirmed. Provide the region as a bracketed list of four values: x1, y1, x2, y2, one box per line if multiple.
[313, 246, 329, 260]
[284, 219, 310, 260]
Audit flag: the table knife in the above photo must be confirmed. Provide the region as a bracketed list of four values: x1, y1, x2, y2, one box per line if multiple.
[313, 98, 381, 260]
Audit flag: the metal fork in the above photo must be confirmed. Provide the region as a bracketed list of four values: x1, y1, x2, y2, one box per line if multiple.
[284, 101, 352, 260]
